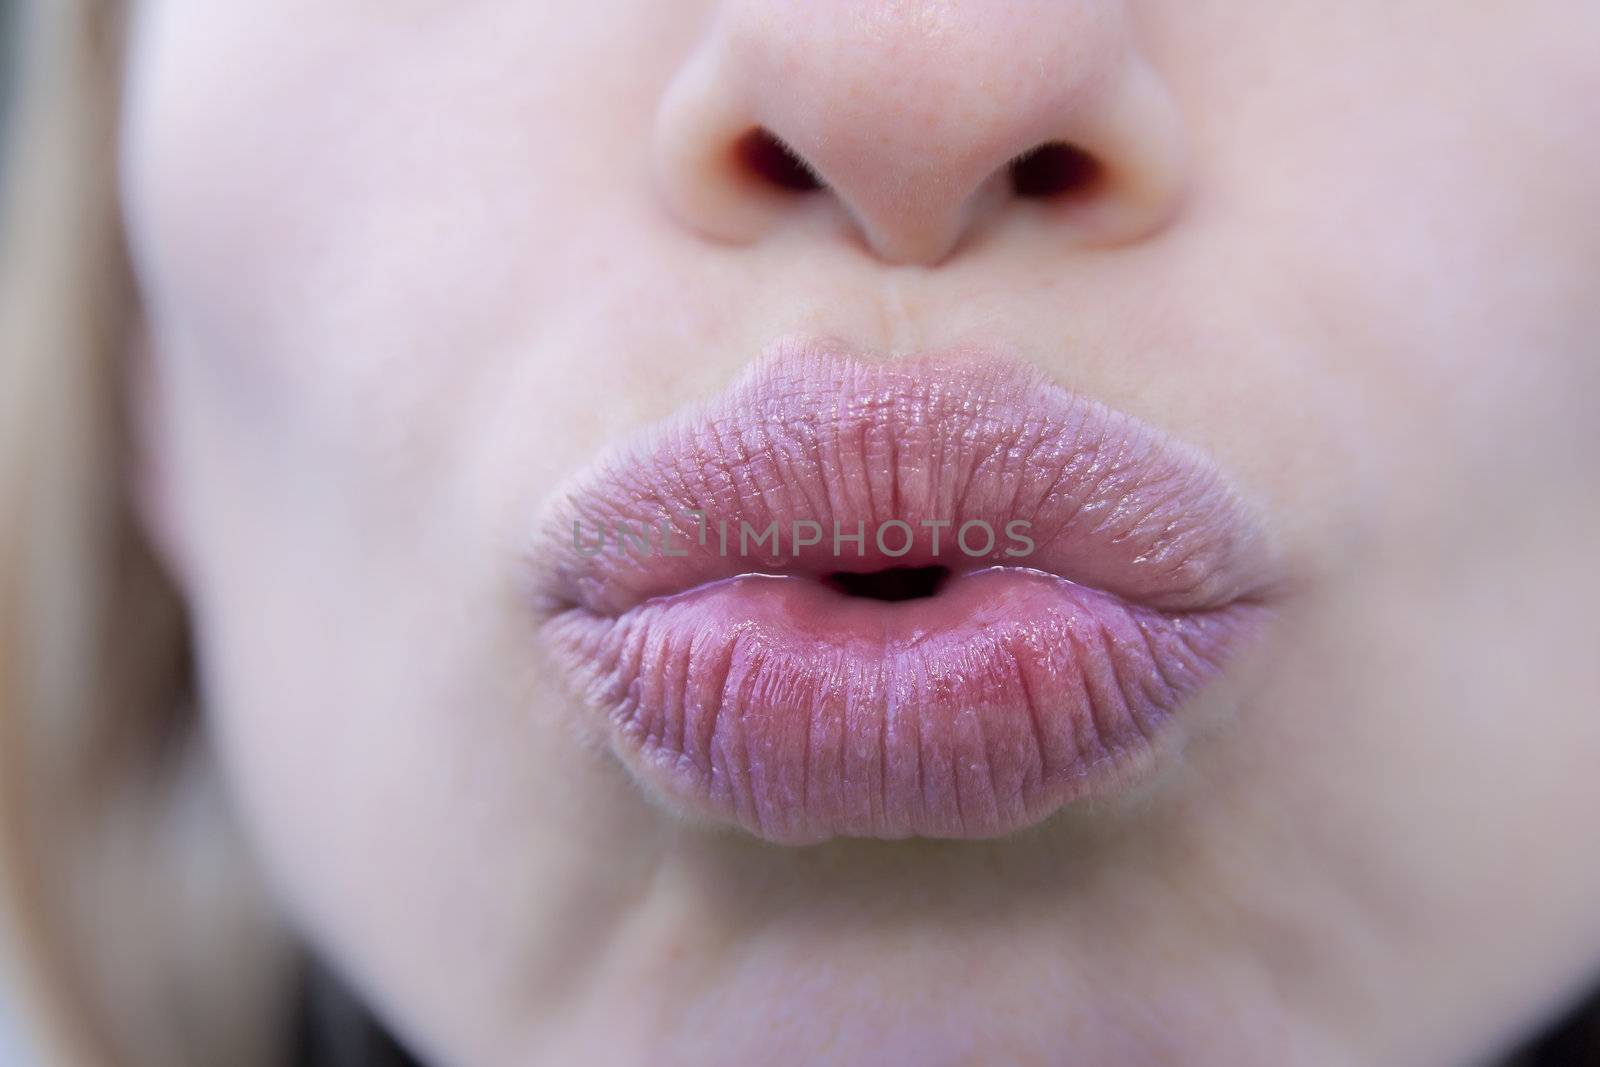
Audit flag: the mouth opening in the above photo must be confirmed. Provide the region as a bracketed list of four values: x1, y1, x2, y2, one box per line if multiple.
[823, 564, 952, 603]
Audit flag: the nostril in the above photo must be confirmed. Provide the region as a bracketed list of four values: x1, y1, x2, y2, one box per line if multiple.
[825, 565, 951, 603]
[1009, 142, 1101, 200]
[735, 127, 824, 193]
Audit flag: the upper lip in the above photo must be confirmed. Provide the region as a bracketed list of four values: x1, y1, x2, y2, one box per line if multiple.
[534, 339, 1278, 621]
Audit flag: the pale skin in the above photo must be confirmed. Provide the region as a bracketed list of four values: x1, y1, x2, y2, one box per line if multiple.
[120, 1, 1600, 1064]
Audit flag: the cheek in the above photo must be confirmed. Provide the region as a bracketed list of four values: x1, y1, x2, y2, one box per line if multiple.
[1185, 2, 1600, 535]
[122, 3, 554, 450]
[117, 0, 731, 999]
[121, 0, 700, 484]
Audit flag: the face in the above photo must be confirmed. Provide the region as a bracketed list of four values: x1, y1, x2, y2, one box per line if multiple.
[119, 1, 1600, 1063]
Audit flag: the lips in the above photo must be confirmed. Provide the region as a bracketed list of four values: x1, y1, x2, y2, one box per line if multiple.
[533, 341, 1278, 843]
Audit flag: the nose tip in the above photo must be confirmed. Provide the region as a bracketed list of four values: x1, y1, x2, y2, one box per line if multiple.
[654, 1, 1187, 266]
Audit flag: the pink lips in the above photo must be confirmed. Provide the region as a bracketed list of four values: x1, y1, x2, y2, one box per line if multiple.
[534, 342, 1277, 843]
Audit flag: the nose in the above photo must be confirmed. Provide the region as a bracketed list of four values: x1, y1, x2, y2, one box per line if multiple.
[654, 0, 1187, 266]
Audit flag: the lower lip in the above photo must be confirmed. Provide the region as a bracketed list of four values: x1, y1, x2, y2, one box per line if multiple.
[547, 565, 1266, 844]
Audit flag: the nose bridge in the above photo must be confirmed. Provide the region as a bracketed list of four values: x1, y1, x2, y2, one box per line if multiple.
[655, 1, 1184, 266]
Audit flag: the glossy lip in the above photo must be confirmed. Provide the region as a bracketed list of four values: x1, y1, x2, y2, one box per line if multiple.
[532, 340, 1280, 844]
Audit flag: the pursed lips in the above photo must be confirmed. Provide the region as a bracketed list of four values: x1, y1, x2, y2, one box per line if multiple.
[533, 340, 1279, 843]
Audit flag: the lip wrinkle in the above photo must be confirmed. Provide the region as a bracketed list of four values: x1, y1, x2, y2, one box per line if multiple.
[1011, 647, 1049, 799]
